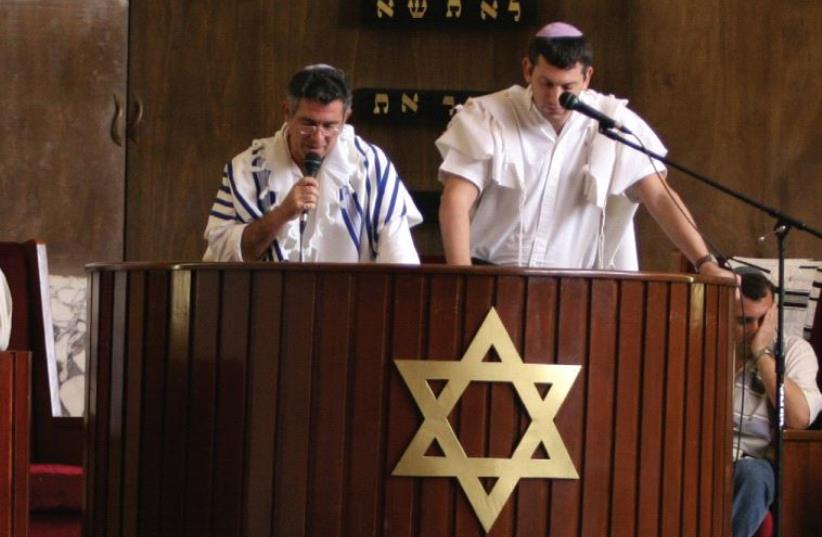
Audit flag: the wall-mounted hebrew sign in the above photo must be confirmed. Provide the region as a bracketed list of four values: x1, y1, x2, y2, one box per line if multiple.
[352, 88, 484, 125]
[363, 0, 535, 25]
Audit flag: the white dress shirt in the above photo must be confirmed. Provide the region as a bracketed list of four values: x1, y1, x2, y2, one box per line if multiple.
[437, 86, 666, 269]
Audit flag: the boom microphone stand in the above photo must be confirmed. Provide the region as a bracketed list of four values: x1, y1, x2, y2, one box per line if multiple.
[596, 125, 821, 537]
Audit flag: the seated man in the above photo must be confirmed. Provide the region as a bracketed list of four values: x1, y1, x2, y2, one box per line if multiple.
[732, 269, 822, 537]
[0, 268, 9, 350]
[203, 64, 421, 264]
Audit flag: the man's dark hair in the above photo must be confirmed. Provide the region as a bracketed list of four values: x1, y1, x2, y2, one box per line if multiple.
[527, 36, 593, 71]
[737, 269, 776, 301]
[287, 64, 352, 113]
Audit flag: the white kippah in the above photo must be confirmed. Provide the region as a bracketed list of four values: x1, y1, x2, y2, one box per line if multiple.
[303, 63, 337, 71]
[535, 21, 584, 39]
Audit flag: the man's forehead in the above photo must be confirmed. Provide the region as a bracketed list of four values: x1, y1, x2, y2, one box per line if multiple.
[292, 99, 346, 118]
[533, 58, 588, 79]
[738, 293, 773, 313]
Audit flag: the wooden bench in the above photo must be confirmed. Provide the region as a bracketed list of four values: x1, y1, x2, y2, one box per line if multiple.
[0, 350, 30, 537]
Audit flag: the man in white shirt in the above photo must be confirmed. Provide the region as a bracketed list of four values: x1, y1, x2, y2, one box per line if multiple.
[732, 269, 822, 537]
[437, 21, 730, 277]
[204, 64, 421, 264]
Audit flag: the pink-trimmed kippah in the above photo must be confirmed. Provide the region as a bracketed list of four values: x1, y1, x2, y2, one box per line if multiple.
[535, 22, 583, 39]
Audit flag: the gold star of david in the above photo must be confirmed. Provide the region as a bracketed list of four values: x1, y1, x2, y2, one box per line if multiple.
[392, 307, 580, 533]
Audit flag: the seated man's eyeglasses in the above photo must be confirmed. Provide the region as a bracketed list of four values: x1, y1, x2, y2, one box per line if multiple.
[296, 122, 342, 136]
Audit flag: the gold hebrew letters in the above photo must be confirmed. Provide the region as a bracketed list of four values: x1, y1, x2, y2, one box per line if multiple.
[442, 95, 456, 116]
[401, 92, 419, 113]
[407, 0, 427, 18]
[507, 0, 521, 21]
[446, 0, 463, 18]
[373, 93, 389, 114]
[376, 0, 395, 18]
[480, 0, 498, 20]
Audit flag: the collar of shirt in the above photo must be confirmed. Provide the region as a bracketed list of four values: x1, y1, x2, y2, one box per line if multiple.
[522, 85, 590, 141]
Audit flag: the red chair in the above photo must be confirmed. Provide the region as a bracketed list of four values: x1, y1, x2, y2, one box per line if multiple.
[754, 511, 773, 537]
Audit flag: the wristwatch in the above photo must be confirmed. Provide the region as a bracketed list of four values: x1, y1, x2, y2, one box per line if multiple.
[693, 253, 718, 272]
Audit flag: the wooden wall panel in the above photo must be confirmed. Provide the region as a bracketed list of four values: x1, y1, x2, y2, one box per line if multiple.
[782, 430, 822, 536]
[418, 274, 462, 537]
[681, 283, 707, 537]
[515, 276, 557, 537]
[183, 270, 220, 537]
[580, 279, 617, 537]
[159, 271, 193, 535]
[306, 272, 352, 537]
[273, 271, 316, 535]
[123, 271, 147, 537]
[631, 0, 821, 269]
[660, 284, 688, 537]
[243, 271, 283, 537]
[212, 271, 251, 537]
[345, 273, 391, 536]
[85, 264, 735, 537]
[0, 1, 126, 274]
[384, 273, 427, 537]
[453, 275, 494, 537]
[610, 280, 644, 536]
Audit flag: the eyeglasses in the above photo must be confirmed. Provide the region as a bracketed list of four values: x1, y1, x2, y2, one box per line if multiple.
[295, 123, 343, 137]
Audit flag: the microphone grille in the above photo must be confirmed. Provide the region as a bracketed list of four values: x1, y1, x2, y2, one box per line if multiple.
[559, 92, 578, 110]
[304, 152, 323, 176]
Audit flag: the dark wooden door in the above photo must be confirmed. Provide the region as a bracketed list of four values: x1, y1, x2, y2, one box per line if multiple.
[0, 0, 127, 275]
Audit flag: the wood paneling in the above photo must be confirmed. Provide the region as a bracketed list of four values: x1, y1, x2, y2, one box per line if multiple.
[85, 263, 735, 537]
[0, 1, 127, 274]
[631, 0, 822, 269]
[0, 351, 30, 537]
[782, 430, 822, 536]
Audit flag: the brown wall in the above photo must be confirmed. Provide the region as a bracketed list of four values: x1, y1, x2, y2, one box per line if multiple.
[1, 1, 820, 271]
[0, 1, 127, 275]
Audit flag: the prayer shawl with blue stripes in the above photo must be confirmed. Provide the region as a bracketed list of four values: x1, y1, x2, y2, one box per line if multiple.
[203, 124, 422, 263]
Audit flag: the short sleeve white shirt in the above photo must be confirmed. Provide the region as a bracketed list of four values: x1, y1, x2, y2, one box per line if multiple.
[437, 86, 666, 269]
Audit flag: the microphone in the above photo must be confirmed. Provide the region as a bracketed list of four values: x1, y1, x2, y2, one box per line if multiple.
[559, 92, 632, 134]
[300, 152, 323, 226]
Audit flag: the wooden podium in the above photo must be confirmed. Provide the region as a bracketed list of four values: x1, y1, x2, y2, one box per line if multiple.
[84, 263, 735, 537]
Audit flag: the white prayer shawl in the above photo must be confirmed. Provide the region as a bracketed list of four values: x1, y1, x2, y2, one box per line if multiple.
[203, 124, 422, 264]
[436, 86, 666, 269]
[0, 269, 11, 351]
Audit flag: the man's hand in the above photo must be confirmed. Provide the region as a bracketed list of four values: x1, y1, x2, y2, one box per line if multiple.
[747, 301, 812, 428]
[240, 176, 319, 261]
[698, 260, 739, 282]
[280, 177, 320, 220]
[750, 302, 777, 358]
